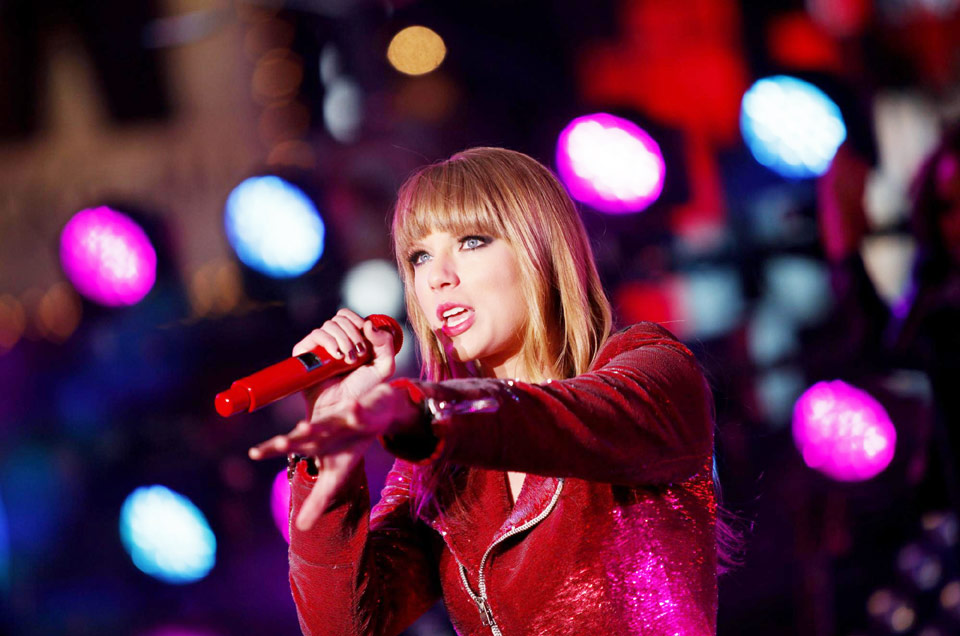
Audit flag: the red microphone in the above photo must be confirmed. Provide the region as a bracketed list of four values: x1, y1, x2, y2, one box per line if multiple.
[214, 314, 403, 417]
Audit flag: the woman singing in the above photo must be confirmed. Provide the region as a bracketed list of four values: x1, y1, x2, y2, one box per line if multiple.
[249, 147, 719, 635]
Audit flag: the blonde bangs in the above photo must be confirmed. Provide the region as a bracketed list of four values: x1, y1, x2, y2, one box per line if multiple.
[393, 162, 507, 268]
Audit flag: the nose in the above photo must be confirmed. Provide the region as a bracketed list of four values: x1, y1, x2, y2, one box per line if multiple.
[428, 251, 459, 290]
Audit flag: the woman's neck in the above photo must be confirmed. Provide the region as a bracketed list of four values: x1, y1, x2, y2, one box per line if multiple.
[489, 354, 525, 380]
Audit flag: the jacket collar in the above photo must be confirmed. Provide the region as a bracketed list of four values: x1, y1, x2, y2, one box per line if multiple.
[425, 470, 563, 566]
[494, 473, 561, 543]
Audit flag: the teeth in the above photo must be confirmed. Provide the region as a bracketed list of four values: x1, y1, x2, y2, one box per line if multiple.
[447, 312, 469, 327]
[442, 307, 467, 318]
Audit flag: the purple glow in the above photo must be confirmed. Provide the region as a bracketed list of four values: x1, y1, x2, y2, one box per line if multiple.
[271, 469, 291, 543]
[792, 380, 896, 481]
[555, 113, 666, 214]
[59, 207, 157, 306]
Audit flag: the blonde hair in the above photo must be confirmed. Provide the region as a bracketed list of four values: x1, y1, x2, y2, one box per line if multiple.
[392, 147, 612, 382]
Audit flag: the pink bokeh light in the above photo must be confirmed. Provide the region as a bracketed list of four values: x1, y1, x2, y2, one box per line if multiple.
[271, 468, 291, 543]
[792, 380, 896, 481]
[59, 206, 157, 306]
[555, 113, 665, 214]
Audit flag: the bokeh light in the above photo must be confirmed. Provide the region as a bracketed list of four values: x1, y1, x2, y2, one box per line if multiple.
[387, 26, 446, 76]
[867, 588, 916, 633]
[756, 367, 805, 426]
[319, 43, 341, 85]
[341, 259, 404, 318]
[556, 113, 666, 214]
[37, 282, 82, 343]
[681, 267, 744, 340]
[792, 380, 896, 481]
[252, 49, 303, 103]
[271, 469, 291, 544]
[897, 543, 942, 590]
[266, 140, 317, 170]
[225, 176, 325, 278]
[323, 77, 363, 143]
[748, 303, 800, 366]
[120, 486, 216, 584]
[189, 261, 243, 317]
[860, 235, 917, 308]
[59, 206, 157, 307]
[767, 13, 842, 73]
[942, 580, 960, 616]
[740, 75, 847, 179]
[922, 511, 958, 548]
[396, 325, 415, 372]
[0, 294, 26, 353]
[806, 0, 871, 36]
[613, 279, 682, 329]
[763, 256, 832, 326]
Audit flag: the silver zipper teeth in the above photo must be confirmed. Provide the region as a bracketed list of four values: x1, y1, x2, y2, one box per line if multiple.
[457, 478, 565, 636]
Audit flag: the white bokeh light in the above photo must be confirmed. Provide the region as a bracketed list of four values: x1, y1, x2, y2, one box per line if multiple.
[341, 259, 405, 318]
[224, 176, 325, 278]
[741, 76, 847, 179]
[323, 78, 363, 143]
[120, 485, 216, 584]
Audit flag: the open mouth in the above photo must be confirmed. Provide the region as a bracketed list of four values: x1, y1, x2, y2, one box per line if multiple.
[439, 305, 475, 336]
[443, 307, 469, 326]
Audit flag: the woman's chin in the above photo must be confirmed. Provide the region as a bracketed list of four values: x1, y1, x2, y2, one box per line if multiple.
[448, 342, 474, 363]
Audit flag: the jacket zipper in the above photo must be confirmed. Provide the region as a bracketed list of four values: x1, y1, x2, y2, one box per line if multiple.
[457, 478, 565, 636]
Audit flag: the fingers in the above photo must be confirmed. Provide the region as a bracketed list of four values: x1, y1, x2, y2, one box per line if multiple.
[333, 307, 366, 329]
[293, 327, 340, 359]
[248, 432, 291, 460]
[330, 314, 367, 362]
[295, 448, 364, 530]
[364, 320, 397, 379]
[248, 419, 314, 460]
[292, 308, 373, 362]
[248, 409, 371, 461]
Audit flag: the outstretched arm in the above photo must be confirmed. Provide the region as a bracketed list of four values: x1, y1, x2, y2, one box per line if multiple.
[287, 457, 441, 636]
[388, 322, 714, 485]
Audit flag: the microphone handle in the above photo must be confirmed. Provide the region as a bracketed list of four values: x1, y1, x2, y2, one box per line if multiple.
[215, 346, 372, 417]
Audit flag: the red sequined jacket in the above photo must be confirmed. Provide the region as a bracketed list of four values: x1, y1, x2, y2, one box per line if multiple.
[288, 322, 718, 635]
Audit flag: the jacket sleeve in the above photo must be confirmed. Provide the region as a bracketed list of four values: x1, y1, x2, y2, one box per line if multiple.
[287, 457, 442, 636]
[383, 322, 713, 486]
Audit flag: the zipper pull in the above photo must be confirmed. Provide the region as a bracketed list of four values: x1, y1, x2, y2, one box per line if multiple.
[475, 596, 496, 627]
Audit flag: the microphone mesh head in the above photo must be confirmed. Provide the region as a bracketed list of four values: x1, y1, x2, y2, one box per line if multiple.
[366, 314, 403, 352]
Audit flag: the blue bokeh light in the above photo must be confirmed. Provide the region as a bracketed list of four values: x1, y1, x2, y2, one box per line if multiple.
[740, 75, 847, 179]
[120, 486, 216, 584]
[224, 176, 325, 278]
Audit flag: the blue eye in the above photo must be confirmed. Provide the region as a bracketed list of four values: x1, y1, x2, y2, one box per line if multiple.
[408, 251, 430, 266]
[461, 236, 490, 250]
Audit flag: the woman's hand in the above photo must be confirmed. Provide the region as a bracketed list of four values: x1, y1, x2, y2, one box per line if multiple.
[294, 308, 398, 419]
[248, 383, 420, 530]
